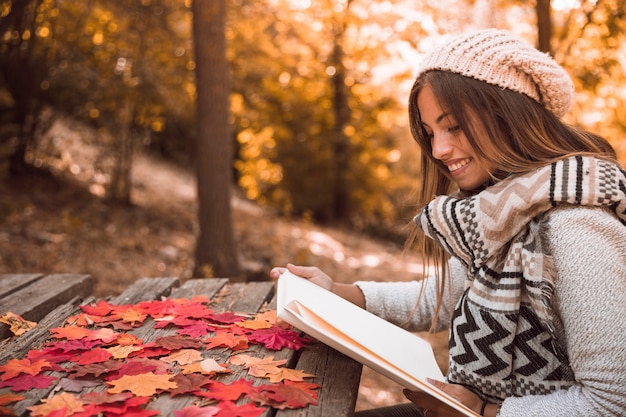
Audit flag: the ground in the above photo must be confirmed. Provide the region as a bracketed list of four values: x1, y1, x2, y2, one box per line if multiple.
[0, 122, 449, 411]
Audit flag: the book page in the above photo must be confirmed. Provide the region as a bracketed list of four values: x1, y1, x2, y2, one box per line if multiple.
[277, 271, 480, 417]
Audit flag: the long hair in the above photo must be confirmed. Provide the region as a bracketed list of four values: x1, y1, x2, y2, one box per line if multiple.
[406, 70, 617, 329]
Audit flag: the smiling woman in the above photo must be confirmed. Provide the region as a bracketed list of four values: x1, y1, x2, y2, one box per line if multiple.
[271, 28, 626, 417]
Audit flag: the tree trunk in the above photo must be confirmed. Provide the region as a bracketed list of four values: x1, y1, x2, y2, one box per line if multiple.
[536, 0, 552, 54]
[191, 0, 241, 280]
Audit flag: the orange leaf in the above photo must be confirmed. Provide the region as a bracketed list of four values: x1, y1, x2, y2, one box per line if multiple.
[205, 331, 249, 350]
[27, 392, 84, 417]
[0, 312, 37, 336]
[161, 349, 204, 365]
[105, 344, 143, 359]
[0, 358, 51, 381]
[107, 372, 178, 397]
[181, 358, 231, 375]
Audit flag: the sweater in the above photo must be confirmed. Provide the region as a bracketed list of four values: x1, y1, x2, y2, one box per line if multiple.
[355, 205, 626, 416]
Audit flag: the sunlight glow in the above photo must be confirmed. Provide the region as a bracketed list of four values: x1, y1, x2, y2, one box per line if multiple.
[552, 0, 581, 11]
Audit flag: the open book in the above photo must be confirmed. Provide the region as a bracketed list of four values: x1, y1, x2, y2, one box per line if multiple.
[277, 271, 480, 417]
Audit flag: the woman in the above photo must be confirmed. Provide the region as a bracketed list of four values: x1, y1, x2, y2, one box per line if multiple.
[271, 29, 626, 417]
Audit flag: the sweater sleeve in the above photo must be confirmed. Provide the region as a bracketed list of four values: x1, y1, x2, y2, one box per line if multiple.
[354, 257, 467, 332]
[501, 206, 626, 417]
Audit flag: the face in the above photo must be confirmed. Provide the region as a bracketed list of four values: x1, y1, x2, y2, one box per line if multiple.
[417, 85, 494, 191]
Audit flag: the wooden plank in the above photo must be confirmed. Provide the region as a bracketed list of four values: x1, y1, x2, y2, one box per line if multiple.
[109, 276, 180, 305]
[0, 273, 93, 339]
[0, 274, 43, 299]
[276, 342, 362, 417]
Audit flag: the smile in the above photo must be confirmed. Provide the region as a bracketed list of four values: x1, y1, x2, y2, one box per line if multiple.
[448, 158, 472, 172]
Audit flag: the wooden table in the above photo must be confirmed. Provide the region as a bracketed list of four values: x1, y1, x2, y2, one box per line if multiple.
[0, 274, 363, 416]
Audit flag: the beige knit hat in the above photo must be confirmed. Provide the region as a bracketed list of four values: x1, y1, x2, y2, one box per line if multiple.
[417, 28, 574, 118]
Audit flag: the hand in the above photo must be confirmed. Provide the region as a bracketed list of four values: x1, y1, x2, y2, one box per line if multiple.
[403, 378, 486, 417]
[269, 264, 335, 292]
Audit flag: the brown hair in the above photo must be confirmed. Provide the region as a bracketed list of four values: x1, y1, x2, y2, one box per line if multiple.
[406, 70, 617, 329]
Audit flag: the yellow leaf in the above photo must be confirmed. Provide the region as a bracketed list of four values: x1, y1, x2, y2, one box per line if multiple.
[0, 312, 37, 336]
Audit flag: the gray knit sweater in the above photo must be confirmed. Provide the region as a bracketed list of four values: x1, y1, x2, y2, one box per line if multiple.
[355, 206, 626, 416]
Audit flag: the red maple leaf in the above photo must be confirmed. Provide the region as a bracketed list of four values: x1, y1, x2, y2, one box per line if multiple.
[44, 338, 101, 353]
[170, 302, 215, 319]
[80, 299, 114, 316]
[106, 358, 172, 380]
[174, 405, 220, 417]
[247, 327, 310, 350]
[192, 379, 255, 402]
[176, 320, 215, 337]
[0, 373, 56, 391]
[216, 401, 264, 417]
[71, 347, 113, 365]
[205, 311, 246, 324]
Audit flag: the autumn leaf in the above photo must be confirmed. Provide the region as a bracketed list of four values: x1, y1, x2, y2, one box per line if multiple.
[180, 358, 231, 375]
[67, 359, 124, 378]
[27, 392, 84, 416]
[0, 357, 52, 381]
[247, 326, 310, 350]
[176, 320, 215, 337]
[0, 393, 24, 406]
[105, 344, 143, 359]
[0, 392, 23, 415]
[161, 348, 204, 365]
[265, 367, 315, 383]
[111, 358, 173, 378]
[216, 400, 265, 417]
[80, 299, 114, 316]
[79, 390, 133, 404]
[107, 372, 178, 396]
[251, 382, 318, 409]
[0, 373, 56, 391]
[0, 312, 37, 336]
[169, 373, 213, 397]
[192, 379, 255, 402]
[237, 311, 276, 330]
[174, 405, 220, 417]
[153, 335, 203, 350]
[71, 347, 112, 365]
[204, 330, 249, 350]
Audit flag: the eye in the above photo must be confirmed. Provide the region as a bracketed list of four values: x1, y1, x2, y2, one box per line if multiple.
[448, 125, 461, 133]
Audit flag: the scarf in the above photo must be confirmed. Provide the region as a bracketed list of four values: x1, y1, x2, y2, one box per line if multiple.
[414, 155, 626, 399]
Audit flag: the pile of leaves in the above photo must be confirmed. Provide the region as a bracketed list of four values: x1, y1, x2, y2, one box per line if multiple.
[0, 296, 318, 417]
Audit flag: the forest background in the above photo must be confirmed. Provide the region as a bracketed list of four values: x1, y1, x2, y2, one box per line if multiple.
[1, 0, 626, 411]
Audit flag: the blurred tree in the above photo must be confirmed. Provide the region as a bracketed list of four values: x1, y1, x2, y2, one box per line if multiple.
[192, 0, 240, 279]
[0, 0, 51, 176]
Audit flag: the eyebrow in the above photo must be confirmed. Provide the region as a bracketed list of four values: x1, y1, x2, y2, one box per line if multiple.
[421, 112, 452, 129]
[436, 112, 451, 124]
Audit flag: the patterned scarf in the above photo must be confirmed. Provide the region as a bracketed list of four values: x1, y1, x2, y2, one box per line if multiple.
[414, 155, 626, 399]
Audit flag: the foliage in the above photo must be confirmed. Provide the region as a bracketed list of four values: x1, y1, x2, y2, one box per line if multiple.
[1, 0, 625, 234]
[0, 299, 317, 416]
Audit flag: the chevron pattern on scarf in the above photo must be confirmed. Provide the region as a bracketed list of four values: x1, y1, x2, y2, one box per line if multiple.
[414, 156, 626, 400]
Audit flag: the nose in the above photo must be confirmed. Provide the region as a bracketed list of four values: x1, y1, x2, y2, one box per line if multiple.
[431, 131, 453, 161]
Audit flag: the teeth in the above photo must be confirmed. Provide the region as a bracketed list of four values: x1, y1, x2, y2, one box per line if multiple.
[448, 158, 471, 171]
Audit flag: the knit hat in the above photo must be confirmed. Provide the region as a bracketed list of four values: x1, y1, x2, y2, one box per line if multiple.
[417, 28, 574, 118]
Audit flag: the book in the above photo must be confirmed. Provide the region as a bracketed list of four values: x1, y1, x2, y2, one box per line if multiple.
[276, 271, 480, 417]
